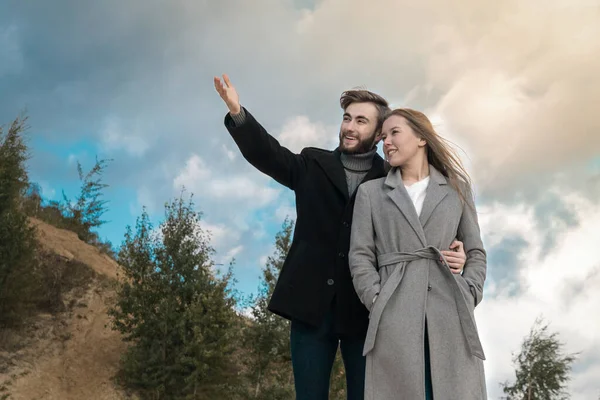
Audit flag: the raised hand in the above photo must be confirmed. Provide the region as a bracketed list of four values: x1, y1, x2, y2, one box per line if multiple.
[213, 74, 241, 115]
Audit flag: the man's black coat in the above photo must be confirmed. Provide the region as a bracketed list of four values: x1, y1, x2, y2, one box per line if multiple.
[225, 108, 386, 337]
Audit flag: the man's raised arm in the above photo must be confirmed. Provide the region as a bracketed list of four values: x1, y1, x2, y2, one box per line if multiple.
[214, 74, 306, 190]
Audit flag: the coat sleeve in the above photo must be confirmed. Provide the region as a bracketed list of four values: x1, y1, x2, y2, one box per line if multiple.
[349, 184, 381, 312]
[457, 184, 487, 307]
[225, 107, 306, 190]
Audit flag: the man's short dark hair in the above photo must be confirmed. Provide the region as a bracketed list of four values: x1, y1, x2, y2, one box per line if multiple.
[340, 89, 391, 133]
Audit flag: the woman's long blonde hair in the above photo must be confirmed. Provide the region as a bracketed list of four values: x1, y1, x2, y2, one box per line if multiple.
[386, 108, 473, 205]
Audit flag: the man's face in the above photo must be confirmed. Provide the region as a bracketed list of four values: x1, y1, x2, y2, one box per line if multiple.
[338, 102, 380, 155]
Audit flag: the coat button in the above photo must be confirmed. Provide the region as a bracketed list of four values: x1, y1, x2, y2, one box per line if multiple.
[338, 252, 345, 258]
[342, 221, 349, 227]
[327, 279, 335, 286]
[427, 284, 432, 291]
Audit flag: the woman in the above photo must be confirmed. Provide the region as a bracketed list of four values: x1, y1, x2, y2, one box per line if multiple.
[349, 108, 487, 400]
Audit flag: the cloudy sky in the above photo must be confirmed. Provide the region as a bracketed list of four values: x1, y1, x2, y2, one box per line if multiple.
[1, 0, 599, 397]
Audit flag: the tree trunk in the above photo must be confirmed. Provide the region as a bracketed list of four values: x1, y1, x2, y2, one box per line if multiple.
[254, 370, 261, 398]
[254, 354, 263, 398]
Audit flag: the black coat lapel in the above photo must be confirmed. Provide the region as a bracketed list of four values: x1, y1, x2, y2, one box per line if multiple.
[314, 149, 349, 201]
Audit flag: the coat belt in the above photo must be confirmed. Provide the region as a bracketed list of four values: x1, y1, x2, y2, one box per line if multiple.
[362, 246, 485, 360]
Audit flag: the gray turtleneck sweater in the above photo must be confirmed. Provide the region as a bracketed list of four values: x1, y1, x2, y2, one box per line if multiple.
[229, 108, 375, 196]
[340, 149, 376, 195]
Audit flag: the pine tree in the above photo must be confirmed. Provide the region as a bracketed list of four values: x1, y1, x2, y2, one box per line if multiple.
[502, 317, 578, 400]
[0, 116, 39, 329]
[109, 194, 240, 399]
[62, 157, 111, 243]
[240, 218, 349, 399]
[241, 218, 295, 399]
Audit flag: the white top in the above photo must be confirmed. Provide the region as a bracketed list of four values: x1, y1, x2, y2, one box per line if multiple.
[404, 176, 430, 216]
[372, 175, 430, 305]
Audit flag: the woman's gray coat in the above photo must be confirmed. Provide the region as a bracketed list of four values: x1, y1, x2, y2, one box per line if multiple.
[349, 165, 487, 400]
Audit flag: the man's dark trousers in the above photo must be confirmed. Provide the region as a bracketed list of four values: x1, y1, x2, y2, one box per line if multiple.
[291, 306, 365, 400]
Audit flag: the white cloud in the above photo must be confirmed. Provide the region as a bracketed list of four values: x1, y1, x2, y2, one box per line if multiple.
[275, 204, 296, 222]
[277, 116, 338, 153]
[207, 177, 279, 206]
[100, 116, 151, 157]
[135, 185, 160, 214]
[224, 245, 244, 261]
[422, 2, 600, 195]
[201, 222, 231, 248]
[173, 154, 280, 207]
[220, 0, 599, 198]
[258, 254, 269, 267]
[222, 144, 236, 161]
[213, 245, 245, 267]
[0, 25, 23, 76]
[201, 220, 245, 264]
[67, 154, 77, 166]
[237, 306, 254, 319]
[36, 181, 56, 200]
[173, 154, 211, 189]
[476, 193, 600, 399]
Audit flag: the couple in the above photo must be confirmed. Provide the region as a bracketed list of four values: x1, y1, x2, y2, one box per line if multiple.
[214, 74, 487, 400]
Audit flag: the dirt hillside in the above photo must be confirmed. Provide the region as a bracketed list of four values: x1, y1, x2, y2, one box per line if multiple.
[0, 218, 131, 400]
[31, 218, 120, 280]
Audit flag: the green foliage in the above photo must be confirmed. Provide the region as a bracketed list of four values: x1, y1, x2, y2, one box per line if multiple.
[20, 182, 42, 216]
[0, 117, 39, 329]
[0, 117, 29, 207]
[0, 116, 105, 334]
[109, 194, 240, 399]
[240, 218, 295, 399]
[502, 317, 578, 400]
[329, 351, 347, 400]
[239, 218, 348, 399]
[35, 253, 98, 313]
[61, 157, 112, 243]
[21, 158, 116, 258]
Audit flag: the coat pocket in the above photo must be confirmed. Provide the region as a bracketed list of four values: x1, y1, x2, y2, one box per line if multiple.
[279, 240, 308, 287]
[455, 274, 475, 310]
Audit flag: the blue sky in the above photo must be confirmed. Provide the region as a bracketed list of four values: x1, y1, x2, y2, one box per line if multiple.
[27, 131, 292, 298]
[2, 1, 600, 397]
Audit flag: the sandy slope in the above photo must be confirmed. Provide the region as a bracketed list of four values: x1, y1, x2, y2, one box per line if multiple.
[30, 218, 120, 280]
[0, 219, 131, 400]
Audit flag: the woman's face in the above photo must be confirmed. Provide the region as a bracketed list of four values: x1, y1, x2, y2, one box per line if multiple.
[381, 115, 427, 167]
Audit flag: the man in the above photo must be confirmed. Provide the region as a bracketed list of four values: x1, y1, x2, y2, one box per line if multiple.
[214, 74, 465, 399]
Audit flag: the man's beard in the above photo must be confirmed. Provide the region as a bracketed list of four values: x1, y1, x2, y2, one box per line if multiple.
[338, 131, 378, 155]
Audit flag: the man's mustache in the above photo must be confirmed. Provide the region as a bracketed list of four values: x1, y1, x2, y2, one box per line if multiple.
[340, 132, 359, 140]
